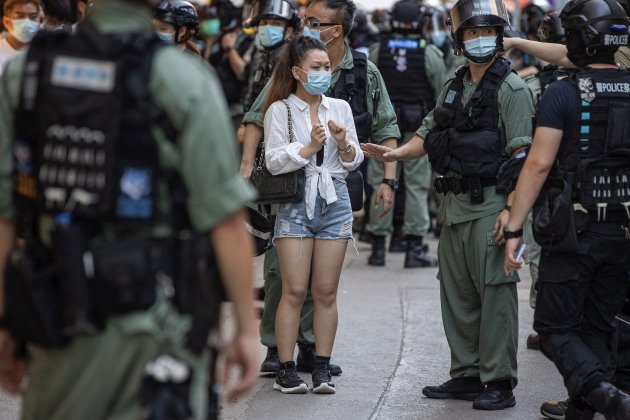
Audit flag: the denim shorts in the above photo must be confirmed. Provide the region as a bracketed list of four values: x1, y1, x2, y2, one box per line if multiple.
[274, 179, 353, 240]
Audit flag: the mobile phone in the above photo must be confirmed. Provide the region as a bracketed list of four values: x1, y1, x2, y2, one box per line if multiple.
[515, 243, 527, 262]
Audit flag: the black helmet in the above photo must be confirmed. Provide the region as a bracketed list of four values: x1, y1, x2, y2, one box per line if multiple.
[521, 3, 547, 35]
[250, 0, 300, 28]
[537, 11, 565, 43]
[390, 0, 424, 33]
[448, 0, 510, 62]
[560, 0, 629, 52]
[154, 0, 200, 33]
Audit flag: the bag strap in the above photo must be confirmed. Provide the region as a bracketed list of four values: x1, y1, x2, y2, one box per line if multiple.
[281, 99, 294, 144]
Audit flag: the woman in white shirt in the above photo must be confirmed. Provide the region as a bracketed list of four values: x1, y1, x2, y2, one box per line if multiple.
[263, 35, 363, 395]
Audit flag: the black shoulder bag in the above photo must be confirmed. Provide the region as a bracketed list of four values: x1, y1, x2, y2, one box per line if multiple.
[250, 100, 306, 204]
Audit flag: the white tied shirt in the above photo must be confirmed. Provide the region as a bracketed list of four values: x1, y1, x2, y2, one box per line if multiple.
[264, 94, 364, 220]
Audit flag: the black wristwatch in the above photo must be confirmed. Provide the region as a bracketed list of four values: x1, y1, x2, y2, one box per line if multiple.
[382, 178, 399, 191]
[503, 227, 524, 239]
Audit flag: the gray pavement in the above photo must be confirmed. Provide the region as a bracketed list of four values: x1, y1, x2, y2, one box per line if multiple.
[222, 236, 573, 420]
[0, 236, 592, 420]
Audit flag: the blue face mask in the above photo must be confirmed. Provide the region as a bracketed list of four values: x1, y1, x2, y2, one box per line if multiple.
[303, 26, 336, 45]
[10, 18, 39, 43]
[431, 31, 447, 48]
[157, 31, 175, 44]
[463, 35, 497, 58]
[256, 25, 285, 48]
[297, 68, 331, 95]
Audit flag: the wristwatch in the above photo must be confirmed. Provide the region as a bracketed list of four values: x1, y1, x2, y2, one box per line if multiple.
[503, 227, 523, 239]
[381, 178, 399, 191]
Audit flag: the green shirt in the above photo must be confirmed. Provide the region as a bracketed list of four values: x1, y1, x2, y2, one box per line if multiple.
[242, 43, 400, 144]
[0, 0, 256, 233]
[416, 67, 534, 225]
[369, 40, 449, 103]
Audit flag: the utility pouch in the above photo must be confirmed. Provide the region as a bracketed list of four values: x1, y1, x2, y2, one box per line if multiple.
[353, 112, 372, 143]
[467, 177, 484, 204]
[88, 238, 156, 317]
[346, 170, 364, 212]
[605, 102, 630, 157]
[532, 177, 578, 253]
[576, 157, 630, 209]
[424, 128, 451, 175]
[141, 355, 193, 420]
[174, 233, 224, 355]
[4, 249, 66, 346]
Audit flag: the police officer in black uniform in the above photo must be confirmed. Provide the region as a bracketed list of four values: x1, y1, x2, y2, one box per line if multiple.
[505, 0, 630, 417]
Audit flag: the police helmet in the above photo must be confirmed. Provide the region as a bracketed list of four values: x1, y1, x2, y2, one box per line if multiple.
[448, 0, 510, 61]
[520, 3, 547, 35]
[390, 0, 424, 33]
[154, 0, 200, 32]
[250, 0, 300, 28]
[537, 11, 565, 43]
[560, 0, 629, 61]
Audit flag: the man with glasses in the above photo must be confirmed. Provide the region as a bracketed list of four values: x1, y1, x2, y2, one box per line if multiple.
[240, 0, 400, 377]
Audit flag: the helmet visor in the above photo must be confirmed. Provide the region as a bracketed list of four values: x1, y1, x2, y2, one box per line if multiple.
[251, 0, 293, 23]
[450, 0, 510, 32]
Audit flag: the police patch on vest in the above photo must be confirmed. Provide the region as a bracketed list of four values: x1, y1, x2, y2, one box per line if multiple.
[51, 56, 116, 92]
[445, 89, 457, 104]
[595, 81, 630, 94]
[578, 77, 596, 102]
[387, 38, 419, 50]
[116, 168, 153, 219]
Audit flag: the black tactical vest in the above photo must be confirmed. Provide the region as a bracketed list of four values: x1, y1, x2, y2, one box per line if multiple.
[243, 43, 284, 112]
[425, 57, 512, 177]
[558, 68, 630, 218]
[13, 22, 175, 227]
[330, 50, 372, 143]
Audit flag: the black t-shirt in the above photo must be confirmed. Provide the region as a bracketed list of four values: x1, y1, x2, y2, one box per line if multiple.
[535, 78, 578, 155]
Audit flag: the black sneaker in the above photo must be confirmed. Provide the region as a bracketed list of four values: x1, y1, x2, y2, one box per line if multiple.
[296, 344, 342, 376]
[422, 377, 483, 401]
[273, 361, 308, 394]
[260, 347, 280, 375]
[540, 399, 569, 419]
[312, 367, 336, 394]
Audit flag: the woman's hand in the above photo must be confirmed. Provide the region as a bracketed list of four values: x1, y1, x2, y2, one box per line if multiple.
[308, 123, 327, 153]
[361, 143, 399, 162]
[327, 120, 346, 145]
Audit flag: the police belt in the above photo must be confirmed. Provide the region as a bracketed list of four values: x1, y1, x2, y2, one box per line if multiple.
[433, 176, 497, 195]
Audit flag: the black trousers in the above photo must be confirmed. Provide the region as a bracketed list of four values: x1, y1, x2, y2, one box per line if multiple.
[534, 222, 630, 400]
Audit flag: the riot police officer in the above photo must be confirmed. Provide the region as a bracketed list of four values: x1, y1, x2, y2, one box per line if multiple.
[153, 0, 201, 54]
[0, 0, 259, 417]
[363, 0, 533, 410]
[505, 0, 630, 418]
[242, 0, 300, 113]
[365, 0, 447, 268]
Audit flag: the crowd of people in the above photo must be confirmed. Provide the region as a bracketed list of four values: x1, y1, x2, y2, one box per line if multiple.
[0, 0, 630, 418]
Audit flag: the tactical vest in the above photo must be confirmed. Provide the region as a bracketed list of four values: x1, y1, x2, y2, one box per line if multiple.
[377, 34, 435, 133]
[558, 68, 630, 220]
[425, 57, 512, 178]
[13, 22, 176, 227]
[243, 43, 284, 113]
[330, 49, 372, 143]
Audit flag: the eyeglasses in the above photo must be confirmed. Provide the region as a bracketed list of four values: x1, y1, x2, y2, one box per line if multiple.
[301, 17, 339, 28]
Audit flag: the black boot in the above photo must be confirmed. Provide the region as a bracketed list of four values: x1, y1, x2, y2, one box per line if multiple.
[260, 347, 280, 375]
[586, 381, 630, 419]
[404, 235, 438, 268]
[388, 225, 407, 253]
[296, 343, 343, 376]
[472, 380, 516, 410]
[368, 235, 386, 266]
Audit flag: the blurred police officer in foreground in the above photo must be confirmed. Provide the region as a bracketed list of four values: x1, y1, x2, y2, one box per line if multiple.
[240, 0, 400, 376]
[504, 0, 630, 418]
[365, 0, 445, 268]
[0, 0, 259, 417]
[363, 0, 533, 410]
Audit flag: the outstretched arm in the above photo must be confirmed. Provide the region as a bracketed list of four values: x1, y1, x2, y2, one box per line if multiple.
[504, 37, 574, 68]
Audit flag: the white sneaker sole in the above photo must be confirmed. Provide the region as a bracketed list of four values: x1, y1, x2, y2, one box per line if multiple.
[312, 383, 336, 394]
[273, 382, 308, 394]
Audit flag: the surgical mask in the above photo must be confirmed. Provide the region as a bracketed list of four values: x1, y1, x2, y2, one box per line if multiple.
[10, 18, 39, 43]
[256, 25, 284, 48]
[303, 26, 336, 45]
[156, 31, 175, 44]
[200, 18, 221, 37]
[431, 31, 447, 48]
[463, 35, 497, 58]
[297, 68, 331, 95]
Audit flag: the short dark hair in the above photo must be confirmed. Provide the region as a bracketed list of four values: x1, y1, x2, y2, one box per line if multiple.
[311, 0, 356, 35]
[3, 0, 41, 16]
